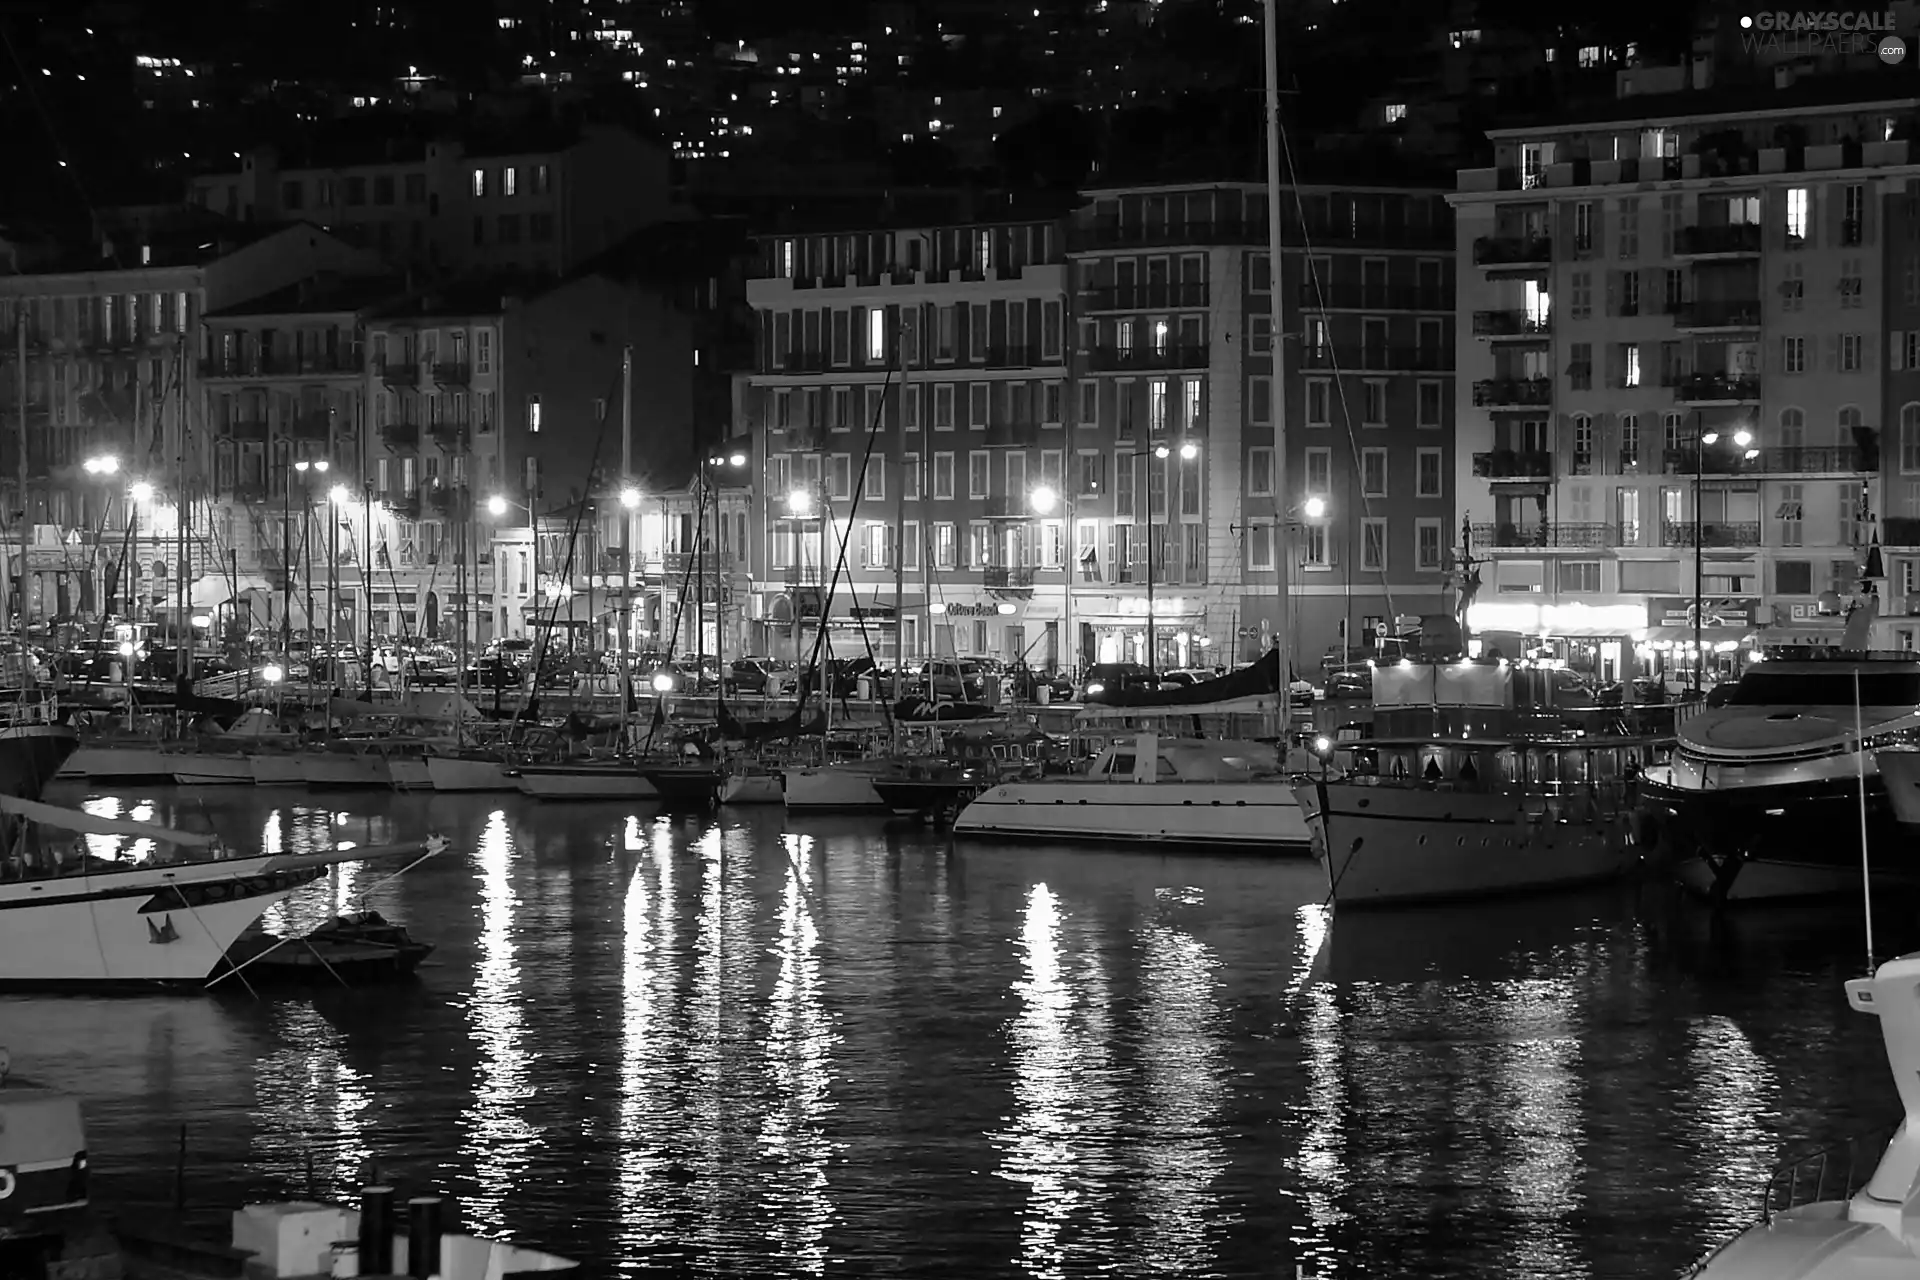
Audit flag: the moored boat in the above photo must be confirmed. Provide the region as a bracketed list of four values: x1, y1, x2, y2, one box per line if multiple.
[953, 732, 1311, 853]
[426, 751, 515, 792]
[720, 766, 784, 805]
[59, 742, 177, 784]
[1299, 657, 1672, 906]
[637, 762, 725, 808]
[248, 752, 309, 785]
[216, 910, 435, 986]
[302, 743, 393, 789]
[171, 751, 255, 786]
[514, 760, 658, 801]
[783, 759, 896, 812]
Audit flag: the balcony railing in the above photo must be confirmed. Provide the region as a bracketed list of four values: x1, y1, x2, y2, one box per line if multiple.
[289, 412, 332, 442]
[1472, 234, 1552, 267]
[1079, 283, 1210, 311]
[1299, 283, 1450, 310]
[226, 418, 269, 443]
[427, 484, 470, 517]
[1663, 445, 1869, 475]
[1472, 310, 1551, 338]
[1298, 346, 1453, 372]
[983, 344, 1054, 369]
[1669, 300, 1763, 329]
[780, 348, 832, 374]
[1084, 345, 1209, 372]
[428, 420, 470, 450]
[1676, 224, 1763, 256]
[1470, 521, 1619, 549]
[982, 566, 1037, 588]
[1674, 374, 1761, 403]
[431, 361, 472, 386]
[377, 360, 420, 387]
[1663, 520, 1761, 547]
[1471, 378, 1553, 408]
[1068, 217, 1450, 252]
[200, 354, 361, 378]
[380, 422, 421, 450]
[1471, 449, 1553, 480]
[383, 492, 422, 519]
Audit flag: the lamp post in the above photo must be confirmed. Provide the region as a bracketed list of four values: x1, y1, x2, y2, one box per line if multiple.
[701, 447, 748, 683]
[786, 486, 821, 667]
[127, 481, 154, 626]
[619, 485, 641, 699]
[1691, 423, 1757, 692]
[487, 493, 541, 642]
[1029, 484, 1075, 683]
[327, 484, 349, 668]
[83, 454, 120, 621]
[1128, 440, 1200, 680]
[293, 459, 329, 688]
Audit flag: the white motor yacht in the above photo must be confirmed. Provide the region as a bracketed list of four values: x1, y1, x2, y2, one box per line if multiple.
[1688, 949, 1920, 1278]
[952, 732, 1312, 854]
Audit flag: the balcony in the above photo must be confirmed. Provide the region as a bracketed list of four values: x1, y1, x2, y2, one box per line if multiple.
[380, 422, 421, 450]
[431, 361, 472, 386]
[1470, 522, 1619, 549]
[983, 494, 1039, 520]
[1084, 344, 1209, 372]
[225, 418, 269, 443]
[1886, 517, 1920, 548]
[981, 566, 1036, 589]
[297, 354, 362, 376]
[983, 344, 1054, 369]
[427, 484, 471, 517]
[1079, 283, 1210, 311]
[289, 412, 332, 442]
[1298, 346, 1453, 373]
[1472, 235, 1552, 269]
[1674, 374, 1761, 405]
[782, 564, 827, 586]
[1472, 310, 1551, 340]
[1299, 283, 1450, 311]
[1670, 300, 1763, 331]
[1663, 521, 1762, 548]
[1068, 217, 1450, 253]
[1471, 378, 1553, 409]
[1675, 224, 1763, 258]
[377, 360, 420, 387]
[428, 420, 470, 450]
[1663, 445, 1870, 476]
[1471, 449, 1554, 480]
[383, 493, 422, 520]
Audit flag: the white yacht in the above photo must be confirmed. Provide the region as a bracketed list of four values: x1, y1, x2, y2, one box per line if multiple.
[952, 733, 1312, 854]
[783, 760, 895, 812]
[1688, 949, 1920, 1278]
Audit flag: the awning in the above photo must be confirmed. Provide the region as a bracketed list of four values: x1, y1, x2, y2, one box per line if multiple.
[1750, 625, 1849, 647]
[1645, 625, 1756, 646]
[192, 573, 275, 608]
[522, 594, 599, 626]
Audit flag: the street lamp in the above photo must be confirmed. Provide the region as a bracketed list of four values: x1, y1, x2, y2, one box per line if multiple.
[1029, 484, 1078, 682]
[1127, 441, 1201, 679]
[82, 455, 118, 476]
[487, 493, 543, 638]
[1302, 495, 1328, 520]
[128, 481, 154, 505]
[1690, 424, 1759, 692]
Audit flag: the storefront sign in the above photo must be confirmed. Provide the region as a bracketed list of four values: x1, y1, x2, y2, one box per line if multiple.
[934, 603, 1006, 618]
[1645, 596, 1759, 629]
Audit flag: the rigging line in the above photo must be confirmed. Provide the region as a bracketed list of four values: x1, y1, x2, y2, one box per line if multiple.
[1278, 110, 1398, 621]
[0, 24, 120, 266]
[835, 364, 898, 733]
[643, 499, 702, 756]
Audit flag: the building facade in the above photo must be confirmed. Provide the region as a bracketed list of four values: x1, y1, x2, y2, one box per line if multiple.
[740, 181, 1455, 676]
[1452, 91, 1919, 678]
[0, 223, 381, 628]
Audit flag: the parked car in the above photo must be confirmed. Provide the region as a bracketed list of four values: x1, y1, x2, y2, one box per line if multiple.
[921, 658, 989, 701]
[724, 657, 796, 696]
[1079, 662, 1156, 703]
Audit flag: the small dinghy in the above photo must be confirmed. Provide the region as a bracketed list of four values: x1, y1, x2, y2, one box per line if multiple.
[216, 910, 434, 988]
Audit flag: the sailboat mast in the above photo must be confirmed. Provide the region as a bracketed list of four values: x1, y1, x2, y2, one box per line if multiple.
[1263, 0, 1292, 729]
[620, 345, 632, 744]
[14, 317, 27, 641]
[893, 314, 908, 704]
[175, 346, 191, 684]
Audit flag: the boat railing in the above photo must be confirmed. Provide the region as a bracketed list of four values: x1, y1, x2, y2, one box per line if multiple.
[1759, 1122, 1899, 1222]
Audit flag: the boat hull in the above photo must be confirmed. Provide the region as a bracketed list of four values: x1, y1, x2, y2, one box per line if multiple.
[720, 772, 784, 805]
[783, 764, 891, 813]
[1295, 779, 1638, 906]
[954, 778, 1313, 853]
[514, 766, 658, 801]
[171, 754, 255, 786]
[0, 853, 337, 988]
[1638, 769, 1908, 902]
[426, 755, 513, 792]
[1, 724, 80, 799]
[638, 765, 724, 808]
[58, 744, 173, 784]
[248, 754, 310, 786]
[387, 757, 434, 791]
[304, 753, 393, 789]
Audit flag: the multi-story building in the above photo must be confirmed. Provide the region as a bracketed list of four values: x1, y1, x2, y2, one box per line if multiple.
[186, 122, 673, 282]
[1070, 181, 1456, 671]
[744, 212, 1074, 671]
[1451, 81, 1918, 680]
[0, 222, 379, 627]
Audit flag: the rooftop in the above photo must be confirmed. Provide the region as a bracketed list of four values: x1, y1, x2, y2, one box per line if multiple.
[204, 272, 409, 319]
[371, 275, 537, 322]
[1486, 75, 1920, 137]
[0, 220, 332, 278]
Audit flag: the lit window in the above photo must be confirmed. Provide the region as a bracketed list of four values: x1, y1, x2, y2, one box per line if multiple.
[471, 168, 486, 198]
[1786, 188, 1810, 241]
[1383, 103, 1407, 124]
[867, 308, 887, 361]
[528, 394, 541, 433]
[503, 167, 517, 197]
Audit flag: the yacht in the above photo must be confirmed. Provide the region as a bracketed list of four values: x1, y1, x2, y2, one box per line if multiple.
[952, 732, 1312, 854]
[1296, 658, 1672, 906]
[1686, 950, 1920, 1278]
[1639, 652, 1920, 902]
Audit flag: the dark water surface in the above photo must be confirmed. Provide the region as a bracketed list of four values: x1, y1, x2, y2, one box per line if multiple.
[5, 786, 1904, 1279]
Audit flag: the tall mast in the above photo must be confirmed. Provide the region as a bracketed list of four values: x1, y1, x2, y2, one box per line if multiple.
[1263, 0, 1292, 727]
[175, 346, 191, 686]
[620, 344, 632, 742]
[892, 312, 908, 704]
[14, 316, 27, 640]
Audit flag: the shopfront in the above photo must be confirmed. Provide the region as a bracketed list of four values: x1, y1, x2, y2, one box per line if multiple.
[1464, 600, 1648, 682]
[1639, 595, 1760, 687]
[1075, 594, 1216, 672]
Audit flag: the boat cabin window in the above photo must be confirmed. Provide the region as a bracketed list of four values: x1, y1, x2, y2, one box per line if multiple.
[1107, 753, 1135, 778]
[1155, 755, 1178, 779]
[1731, 671, 1920, 706]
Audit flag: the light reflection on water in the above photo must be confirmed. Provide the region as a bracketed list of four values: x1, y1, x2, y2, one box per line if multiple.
[30, 788, 1903, 1280]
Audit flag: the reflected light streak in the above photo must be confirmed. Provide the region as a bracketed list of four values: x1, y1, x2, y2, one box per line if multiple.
[614, 823, 680, 1259]
[1136, 912, 1230, 1273]
[248, 1003, 373, 1194]
[1685, 1015, 1778, 1239]
[1287, 902, 1345, 1273]
[994, 883, 1117, 1278]
[1284, 902, 1332, 1006]
[457, 810, 541, 1236]
[1490, 978, 1584, 1279]
[758, 836, 837, 1274]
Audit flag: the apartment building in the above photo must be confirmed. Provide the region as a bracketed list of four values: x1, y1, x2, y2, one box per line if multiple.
[0, 222, 379, 627]
[744, 214, 1074, 669]
[1070, 181, 1456, 671]
[1452, 85, 1919, 677]
[187, 123, 674, 282]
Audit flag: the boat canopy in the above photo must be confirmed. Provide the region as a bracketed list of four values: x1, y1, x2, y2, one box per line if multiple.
[1083, 649, 1281, 709]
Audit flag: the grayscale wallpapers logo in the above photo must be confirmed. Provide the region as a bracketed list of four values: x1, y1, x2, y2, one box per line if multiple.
[1882, 34, 1910, 62]
[1738, 10, 1908, 60]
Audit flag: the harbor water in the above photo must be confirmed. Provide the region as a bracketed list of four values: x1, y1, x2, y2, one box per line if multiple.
[4, 786, 1901, 1279]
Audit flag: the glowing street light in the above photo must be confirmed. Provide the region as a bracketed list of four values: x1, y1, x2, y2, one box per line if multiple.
[1150, 441, 1202, 461]
[294, 458, 330, 475]
[128, 481, 155, 505]
[786, 488, 815, 518]
[1029, 484, 1060, 515]
[619, 486, 642, 510]
[727, 452, 747, 467]
[487, 494, 509, 517]
[328, 484, 351, 506]
[82, 455, 118, 475]
[262, 663, 285, 684]
[650, 671, 675, 693]
[1303, 495, 1328, 519]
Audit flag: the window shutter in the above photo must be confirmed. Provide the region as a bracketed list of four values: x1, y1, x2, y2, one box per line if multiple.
[1865, 335, 1879, 373]
[1824, 334, 1840, 373]
[1894, 330, 1908, 372]
[1106, 525, 1118, 582]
